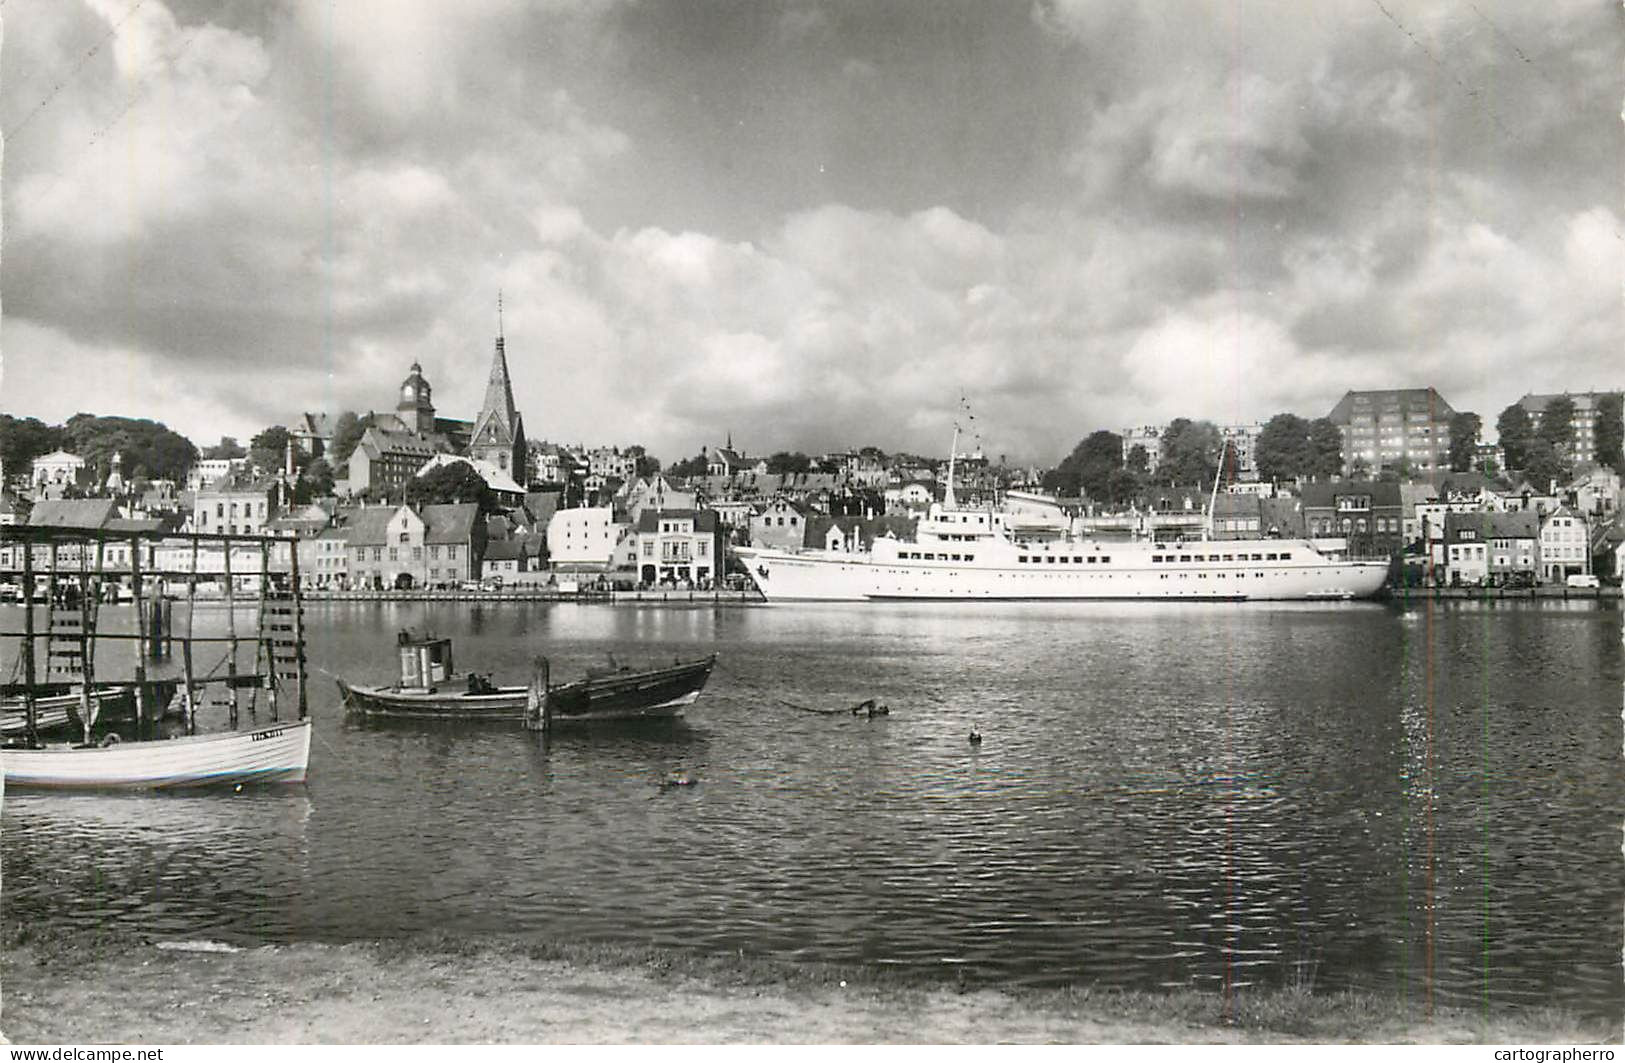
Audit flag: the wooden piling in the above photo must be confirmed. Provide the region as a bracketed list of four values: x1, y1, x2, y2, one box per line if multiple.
[129, 534, 148, 740]
[524, 657, 551, 732]
[185, 538, 199, 735]
[224, 538, 239, 728]
[261, 538, 278, 723]
[21, 540, 38, 744]
[289, 543, 308, 719]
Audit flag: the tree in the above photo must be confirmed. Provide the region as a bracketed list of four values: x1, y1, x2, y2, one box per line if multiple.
[329, 411, 366, 468]
[249, 425, 298, 477]
[1254, 413, 1313, 483]
[406, 460, 496, 512]
[1306, 418, 1344, 480]
[1497, 404, 1533, 471]
[1447, 412, 1482, 472]
[61, 414, 197, 483]
[624, 444, 661, 479]
[0, 415, 65, 476]
[766, 451, 812, 475]
[667, 452, 708, 478]
[1125, 444, 1150, 476]
[1595, 392, 1624, 475]
[1158, 419, 1222, 486]
[1043, 430, 1123, 500]
[295, 457, 335, 502]
[1522, 438, 1571, 491]
[1537, 395, 1577, 455]
[203, 436, 247, 460]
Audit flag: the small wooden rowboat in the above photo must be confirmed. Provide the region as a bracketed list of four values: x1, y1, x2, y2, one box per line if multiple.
[336, 634, 716, 725]
[0, 688, 140, 738]
[1, 719, 312, 790]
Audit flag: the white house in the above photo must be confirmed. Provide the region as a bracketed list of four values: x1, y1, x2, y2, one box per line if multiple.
[1539, 507, 1590, 582]
[546, 506, 625, 569]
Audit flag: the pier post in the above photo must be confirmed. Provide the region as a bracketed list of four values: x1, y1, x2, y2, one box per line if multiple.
[261, 539, 278, 723]
[130, 534, 148, 740]
[289, 543, 308, 720]
[524, 657, 551, 732]
[224, 539, 240, 728]
[185, 538, 199, 734]
[21, 541, 38, 745]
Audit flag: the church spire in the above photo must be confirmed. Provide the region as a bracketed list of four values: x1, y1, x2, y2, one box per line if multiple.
[470, 293, 527, 481]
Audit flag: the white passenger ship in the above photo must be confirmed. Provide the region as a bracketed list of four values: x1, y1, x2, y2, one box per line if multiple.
[736, 437, 1390, 603]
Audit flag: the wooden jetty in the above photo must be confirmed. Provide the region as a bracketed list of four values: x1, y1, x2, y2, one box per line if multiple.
[0, 525, 311, 789]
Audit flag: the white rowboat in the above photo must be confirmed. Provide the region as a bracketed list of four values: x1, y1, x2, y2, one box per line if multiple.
[1, 719, 312, 790]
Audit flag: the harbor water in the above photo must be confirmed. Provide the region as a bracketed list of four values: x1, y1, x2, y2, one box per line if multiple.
[2, 600, 1620, 1021]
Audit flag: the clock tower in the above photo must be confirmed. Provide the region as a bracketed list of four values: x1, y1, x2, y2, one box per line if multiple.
[397, 362, 436, 435]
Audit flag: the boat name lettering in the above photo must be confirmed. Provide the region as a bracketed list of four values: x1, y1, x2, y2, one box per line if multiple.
[250, 728, 286, 742]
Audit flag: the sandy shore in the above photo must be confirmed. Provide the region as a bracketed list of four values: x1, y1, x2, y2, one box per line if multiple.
[1, 934, 1613, 1044]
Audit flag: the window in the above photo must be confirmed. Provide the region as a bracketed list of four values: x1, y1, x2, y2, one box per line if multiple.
[389, 548, 398, 561]
[412, 547, 422, 561]
[399, 532, 409, 543]
[448, 546, 458, 559]
[643, 541, 654, 557]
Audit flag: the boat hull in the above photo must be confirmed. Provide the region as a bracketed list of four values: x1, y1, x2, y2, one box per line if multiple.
[0, 688, 140, 738]
[339, 656, 716, 724]
[1, 718, 312, 790]
[737, 544, 1391, 602]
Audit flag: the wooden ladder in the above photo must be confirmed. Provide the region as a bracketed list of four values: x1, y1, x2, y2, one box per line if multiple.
[255, 576, 305, 722]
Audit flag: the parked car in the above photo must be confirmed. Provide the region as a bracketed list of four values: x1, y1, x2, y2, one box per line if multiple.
[1566, 573, 1600, 589]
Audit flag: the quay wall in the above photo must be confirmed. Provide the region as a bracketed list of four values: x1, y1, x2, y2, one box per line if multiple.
[1388, 584, 1620, 602]
[303, 588, 765, 605]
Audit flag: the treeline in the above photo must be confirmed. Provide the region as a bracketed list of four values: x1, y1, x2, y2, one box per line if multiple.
[1496, 394, 1625, 485]
[0, 413, 198, 484]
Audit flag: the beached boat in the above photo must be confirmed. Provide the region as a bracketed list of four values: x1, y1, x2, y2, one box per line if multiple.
[1, 718, 312, 790]
[337, 634, 716, 724]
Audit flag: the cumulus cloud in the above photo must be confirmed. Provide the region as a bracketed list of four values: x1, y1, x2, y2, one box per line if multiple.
[1, 0, 1618, 465]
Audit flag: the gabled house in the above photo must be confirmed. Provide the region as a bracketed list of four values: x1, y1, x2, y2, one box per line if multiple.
[632, 509, 723, 586]
[1539, 507, 1590, 583]
[344, 503, 484, 590]
[750, 498, 809, 551]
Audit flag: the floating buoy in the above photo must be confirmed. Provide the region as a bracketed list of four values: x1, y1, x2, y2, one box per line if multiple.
[969, 726, 982, 745]
[659, 770, 696, 790]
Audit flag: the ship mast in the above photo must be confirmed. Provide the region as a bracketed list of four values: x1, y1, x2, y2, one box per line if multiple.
[1204, 437, 1229, 541]
[944, 425, 960, 510]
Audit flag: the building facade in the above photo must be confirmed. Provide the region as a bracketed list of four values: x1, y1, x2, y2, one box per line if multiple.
[1517, 391, 1623, 468]
[1539, 507, 1589, 582]
[1299, 481, 1405, 558]
[343, 503, 483, 590]
[193, 480, 279, 536]
[545, 506, 623, 568]
[1326, 388, 1456, 476]
[632, 509, 723, 586]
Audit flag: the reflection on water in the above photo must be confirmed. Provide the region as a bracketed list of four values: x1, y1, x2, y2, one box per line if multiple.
[2, 599, 1620, 1021]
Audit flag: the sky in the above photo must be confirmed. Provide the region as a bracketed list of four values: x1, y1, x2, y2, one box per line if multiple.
[1, 0, 1619, 465]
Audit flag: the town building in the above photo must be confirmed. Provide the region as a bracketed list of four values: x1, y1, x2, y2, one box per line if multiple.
[30, 451, 85, 494]
[345, 362, 475, 497]
[586, 447, 637, 481]
[528, 442, 578, 486]
[632, 509, 723, 586]
[1517, 391, 1623, 468]
[468, 324, 528, 484]
[750, 498, 810, 551]
[186, 458, 246, 492]
[344, 502, 484, 590]
[546, 506, 624, 570]
[1299, 480, 1405, 558]
[297, 527, 350, 588]
[1539, 507, 1590, 582]
[1326, 388, 1456, 476]
[289, 413, 335, 458]
[193, 478, 281, 536]
[1442, 512, 1492, 584]
[1220, 423, 1265, 480]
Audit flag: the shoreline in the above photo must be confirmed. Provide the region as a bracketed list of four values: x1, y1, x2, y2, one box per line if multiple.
[1, 930, 1613, 1044]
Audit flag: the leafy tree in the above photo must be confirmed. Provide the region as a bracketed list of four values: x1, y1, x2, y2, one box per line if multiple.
[0, 415, 65, 476]
[406, 460, 497, 512]
[1254, 413, 1312, 483]
[1043, 430, 1124, 500]
[1496, 404, 1533, 471]
[666, 452, 709, 478]
[296, 457, 335, 502]
[624, 444, 661, 479]
[1537, 395, 1577, 454]
[1307, 418, 1343, 480]
[328, 411, 366, 468]
[1158, 419, 1222, 486]
[61, 414, 196, 483]
[1522, 437, 1571, 491]
[1124, 444, 1150, 476]
[1447, 412, 1481, 472]
[202, 436, 247, 460]
[766, 451, 812, 475]
[1595, 392, 1624, 475]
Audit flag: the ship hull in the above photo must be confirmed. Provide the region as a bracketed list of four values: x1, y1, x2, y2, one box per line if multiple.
[738, 545, 1390, 602]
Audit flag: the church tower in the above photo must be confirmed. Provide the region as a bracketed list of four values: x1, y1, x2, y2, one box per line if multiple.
[469, 296, 527, 483]
[397, 362, 436, 435]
